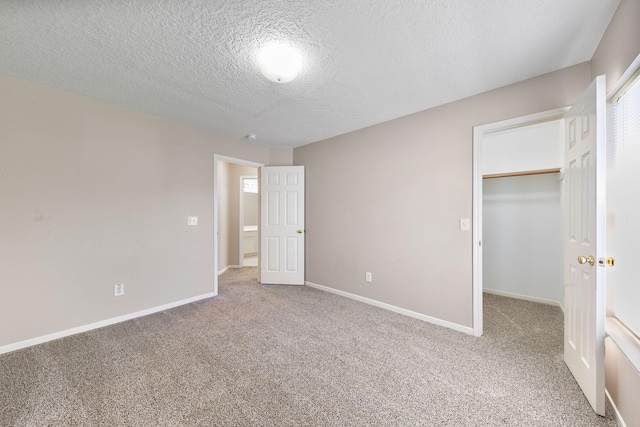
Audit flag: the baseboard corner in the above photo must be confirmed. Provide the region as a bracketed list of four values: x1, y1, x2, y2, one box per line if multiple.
[305, 281, 473, 336]
[218, 265, 241, 275]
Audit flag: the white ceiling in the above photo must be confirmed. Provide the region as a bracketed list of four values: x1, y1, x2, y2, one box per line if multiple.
[0, 0, 620, 148]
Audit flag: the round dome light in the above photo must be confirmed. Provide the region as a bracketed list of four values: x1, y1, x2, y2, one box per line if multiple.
[258, 42, 303, 83]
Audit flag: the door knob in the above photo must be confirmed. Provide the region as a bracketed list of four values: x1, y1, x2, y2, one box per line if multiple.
[578, 255, 595, 266]
[297, 229, 303, 234]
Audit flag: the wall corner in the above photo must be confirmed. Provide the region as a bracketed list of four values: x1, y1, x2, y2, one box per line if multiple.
[268, 147, 294, 166]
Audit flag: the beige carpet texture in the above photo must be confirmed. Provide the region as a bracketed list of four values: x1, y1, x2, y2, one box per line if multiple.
[1, 267, 617, 426]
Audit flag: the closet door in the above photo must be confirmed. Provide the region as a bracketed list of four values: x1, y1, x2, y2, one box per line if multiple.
[563, 75, 606, 416]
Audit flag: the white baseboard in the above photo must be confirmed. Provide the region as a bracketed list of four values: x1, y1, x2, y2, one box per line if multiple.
[218, 265, 241, 275]
[606, 389, 627, 427]
[483, 288, 564, 312]
[0, 292, 215, 355]
[305, 281, 474, 335]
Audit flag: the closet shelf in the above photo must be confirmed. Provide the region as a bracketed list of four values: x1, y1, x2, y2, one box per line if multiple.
[483, 168, 561, 180]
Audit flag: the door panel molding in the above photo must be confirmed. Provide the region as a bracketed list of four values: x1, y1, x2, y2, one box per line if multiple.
[260, 166, 305, 285]
[563, 75, 606, 415]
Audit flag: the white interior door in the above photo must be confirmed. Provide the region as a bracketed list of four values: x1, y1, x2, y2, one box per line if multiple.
[260, 166, 305, 285]
[563, 75, 606, 415]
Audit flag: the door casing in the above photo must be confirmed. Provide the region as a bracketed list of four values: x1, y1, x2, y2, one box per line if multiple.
[213, 154, 264, 296]
[472, 107, 569, 336]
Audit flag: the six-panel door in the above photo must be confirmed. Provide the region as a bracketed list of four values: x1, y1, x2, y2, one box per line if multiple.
[260, 166, 305, 285]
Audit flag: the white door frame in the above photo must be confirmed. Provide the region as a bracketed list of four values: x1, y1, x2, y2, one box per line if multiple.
[238, 175, 258, 267]
[472, 107, 568, 336]
[213, 154, 263, 296]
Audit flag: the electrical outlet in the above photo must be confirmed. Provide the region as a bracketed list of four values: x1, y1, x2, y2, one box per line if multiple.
[365, 272, 372, 282]
[187, 216, 198, 226]
[114, 284, 124, 297]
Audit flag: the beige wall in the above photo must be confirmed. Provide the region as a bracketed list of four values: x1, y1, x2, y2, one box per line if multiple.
[216, 160, 231, 270]
[268, 147, 294, 166]
[244, 192, 259, 227]
[0, 74, 270, 348]
[226, 163, 258, 267]
[590, 0, 640, 425]
[591, 0, 640, 94]
[294, 63, 591, 328]
[216, 162, 258, 270]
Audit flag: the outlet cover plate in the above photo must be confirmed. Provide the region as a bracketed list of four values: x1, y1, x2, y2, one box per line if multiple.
[114, 284, 124, 297]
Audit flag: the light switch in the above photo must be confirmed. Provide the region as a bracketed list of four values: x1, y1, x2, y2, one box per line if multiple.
[187, 216, 198, 226]
[460, 218, 470, 231]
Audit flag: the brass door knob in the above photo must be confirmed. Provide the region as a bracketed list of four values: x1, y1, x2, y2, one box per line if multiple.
[297, 229, 303, 234]
[578, 255, 595, 266]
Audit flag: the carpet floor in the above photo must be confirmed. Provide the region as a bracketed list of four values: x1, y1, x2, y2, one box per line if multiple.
[1, 268, 617, 426]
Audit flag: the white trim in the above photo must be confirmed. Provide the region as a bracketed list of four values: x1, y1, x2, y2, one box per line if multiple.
[0, 293, 214, 355]
[474, 108, 569, 135]
[608, 53, 640, 102]
[213, 155, 263, 296]
[472, 126, 483, 337]
[217, 265, 241, 275]
[483, 288, 564, 312]
[472, 107, 569, 337]
[606, 388, 628, 427]
[606, 317, 640, 375]
[305, 281, 474, 335]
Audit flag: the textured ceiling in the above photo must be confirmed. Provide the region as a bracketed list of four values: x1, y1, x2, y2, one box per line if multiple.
[0, 0, 621, 147]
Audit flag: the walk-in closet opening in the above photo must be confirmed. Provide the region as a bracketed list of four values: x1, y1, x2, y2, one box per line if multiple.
[473, 109, 567, 335]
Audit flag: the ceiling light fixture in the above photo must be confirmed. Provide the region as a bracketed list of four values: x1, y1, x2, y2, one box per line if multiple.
[258, 42, 303, 83]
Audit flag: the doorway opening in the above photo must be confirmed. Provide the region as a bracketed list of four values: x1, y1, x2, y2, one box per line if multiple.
[240, 176, 259, 267]
[483, 172, 564, 303]
[472, 107, 568, 336]
[213, 155, 263, 296]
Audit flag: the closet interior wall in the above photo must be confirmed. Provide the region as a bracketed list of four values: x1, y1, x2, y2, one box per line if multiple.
[483, 173, 564, 306]
[481, 118, 565, 308]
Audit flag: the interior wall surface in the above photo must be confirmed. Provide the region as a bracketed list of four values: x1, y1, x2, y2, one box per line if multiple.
[605, 336, 640, 427]
[294, 63, 591, 329]
[481, 119, 564, 176]
[591, 0, 640, 94]
[0, 74, 270, 349]
[268, 147, 294, 166]
[482, 174, 563, 306]
[226, 163, 258, 266]
[590, 0, 640, 425]
[216, 160, 231, 271]
[244, 192, 259, 226]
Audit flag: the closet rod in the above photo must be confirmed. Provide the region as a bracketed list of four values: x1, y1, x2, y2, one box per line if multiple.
[483, 168, 561, 180]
